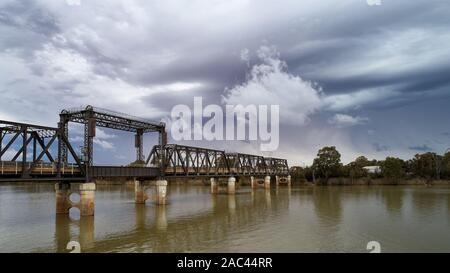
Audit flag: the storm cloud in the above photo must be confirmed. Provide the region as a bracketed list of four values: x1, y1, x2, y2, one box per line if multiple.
[1, 0, 449, 165]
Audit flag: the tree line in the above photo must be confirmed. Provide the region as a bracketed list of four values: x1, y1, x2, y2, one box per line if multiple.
[290, 146, 450, 183]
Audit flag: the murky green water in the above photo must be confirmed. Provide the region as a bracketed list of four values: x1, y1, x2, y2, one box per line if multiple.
[0, 183, 449, 253]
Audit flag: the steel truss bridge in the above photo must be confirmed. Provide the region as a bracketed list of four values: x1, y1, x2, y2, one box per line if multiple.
[0, 106, 289, 182]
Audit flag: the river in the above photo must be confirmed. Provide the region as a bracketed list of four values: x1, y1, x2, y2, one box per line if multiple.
[0, 183, 449, 252]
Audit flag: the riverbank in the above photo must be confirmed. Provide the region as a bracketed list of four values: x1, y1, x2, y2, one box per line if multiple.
[296, 177, 450, 186]
[2, 177, 449, 186]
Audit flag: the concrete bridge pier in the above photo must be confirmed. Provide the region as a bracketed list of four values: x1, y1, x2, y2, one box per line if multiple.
[228, 177, 236, 194]
[55, 182, 96, 216]
[134, 180, 148, 204]
[78, 183, 96, 216]
[250, 176, 257, 189]
[264, 176, 271, 189]
[275, 175, 292, 187]
[134, 179, 168, 205]
[155, 180, 168, 205]
[210, 178, 218, 194]
[55, 183, 70, 214]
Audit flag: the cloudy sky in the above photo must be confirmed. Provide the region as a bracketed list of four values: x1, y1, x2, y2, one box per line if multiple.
[1, 0, 450, 165]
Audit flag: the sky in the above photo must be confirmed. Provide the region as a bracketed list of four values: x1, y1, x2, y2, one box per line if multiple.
[1, 0, 450, 166]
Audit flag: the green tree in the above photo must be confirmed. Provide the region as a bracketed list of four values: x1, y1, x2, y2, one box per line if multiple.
[381, 157, 405, 182]
[441, 152, 450, 179]
[312, 146, 342, 182]
[411, 152, 442, 180]
[346, 156, 371, 181]
[290, 166, 306, 182]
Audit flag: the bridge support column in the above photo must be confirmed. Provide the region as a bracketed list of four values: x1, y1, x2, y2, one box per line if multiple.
[250, 176, 257, 189]
[228, 177, 236, 195]
[264, 176, 271, 189]
[155, 180, 168, 205]
[275, 175, 292, 187]
[55, 183, 70, 214]
[78, 183, 96, 216]
[134, 180, 147, 204]
[210, 178, 218, 194]
[55, 182, 96, 216]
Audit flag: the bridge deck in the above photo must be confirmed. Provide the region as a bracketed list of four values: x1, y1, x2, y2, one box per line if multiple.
[0, 160, 287, 182]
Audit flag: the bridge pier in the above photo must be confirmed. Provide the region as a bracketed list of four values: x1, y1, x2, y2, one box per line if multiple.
[134, 180, 148, 204]
[55, 182, 96, 216]
[134, 179, 168, 205]
[250, 176, 257, 189]
[275, 175, 292, 186]
[228, 177, 236, 194]
[210, 178, 218, 194]
[155, 180, 168, 205]
[264, 176, 271, 189]
[55, 183, 70, 214]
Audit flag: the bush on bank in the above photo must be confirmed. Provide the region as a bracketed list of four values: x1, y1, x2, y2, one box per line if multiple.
[290, 146, 450, 185]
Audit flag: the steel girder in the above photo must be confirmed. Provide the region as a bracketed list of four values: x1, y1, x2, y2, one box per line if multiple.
[0, 119, 85, 179]
[147, 144, 230, 176]
[60, 105, 164, 133]
[147, 144, 289, 177]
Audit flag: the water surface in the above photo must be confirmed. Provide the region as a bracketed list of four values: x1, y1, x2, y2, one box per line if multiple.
[0, 184, 449, 252]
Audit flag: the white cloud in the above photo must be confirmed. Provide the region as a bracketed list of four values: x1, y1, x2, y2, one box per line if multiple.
[223, 45, 323, 125]
[93, 139, 114, 150]
[240, 48, 250, 66]
[66, 0, 81, 6]
[69, 136, 84, 143]
[0, 44, 202, 125]
[323, 88, 399, 111]
[96, 128, 116, 140]
[328, 114, 369, 128]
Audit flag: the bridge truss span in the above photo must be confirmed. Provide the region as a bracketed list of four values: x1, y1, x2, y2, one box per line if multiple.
[0, 120, 85, 181]
[1, 106, 289, 183]
[147, 144, 231, 177]
[147, 144, 289, 177]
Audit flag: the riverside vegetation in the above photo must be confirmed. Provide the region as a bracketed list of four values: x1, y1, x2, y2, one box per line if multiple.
[290, 146, 450, 185]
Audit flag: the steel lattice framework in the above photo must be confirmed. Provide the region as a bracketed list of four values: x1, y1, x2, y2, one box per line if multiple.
[147, 144, 230, 176]
[147, 144, 289, 177]
[0, 106, 290, 182]
[0, 120, 85, 181]
[59, 105, 166, 180]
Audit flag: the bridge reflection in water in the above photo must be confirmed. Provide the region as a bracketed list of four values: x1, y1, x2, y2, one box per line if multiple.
[53, 186, 291, 253]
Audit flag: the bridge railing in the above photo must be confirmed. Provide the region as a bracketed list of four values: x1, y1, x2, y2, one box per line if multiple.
[0, 161, 82, 176]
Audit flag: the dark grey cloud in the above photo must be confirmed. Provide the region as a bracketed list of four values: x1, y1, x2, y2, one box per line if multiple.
[409, 145, 433, 152]
[1, 0, 449, 165]
[0, 0, 59, 36]
[373, 143, 389, 152]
